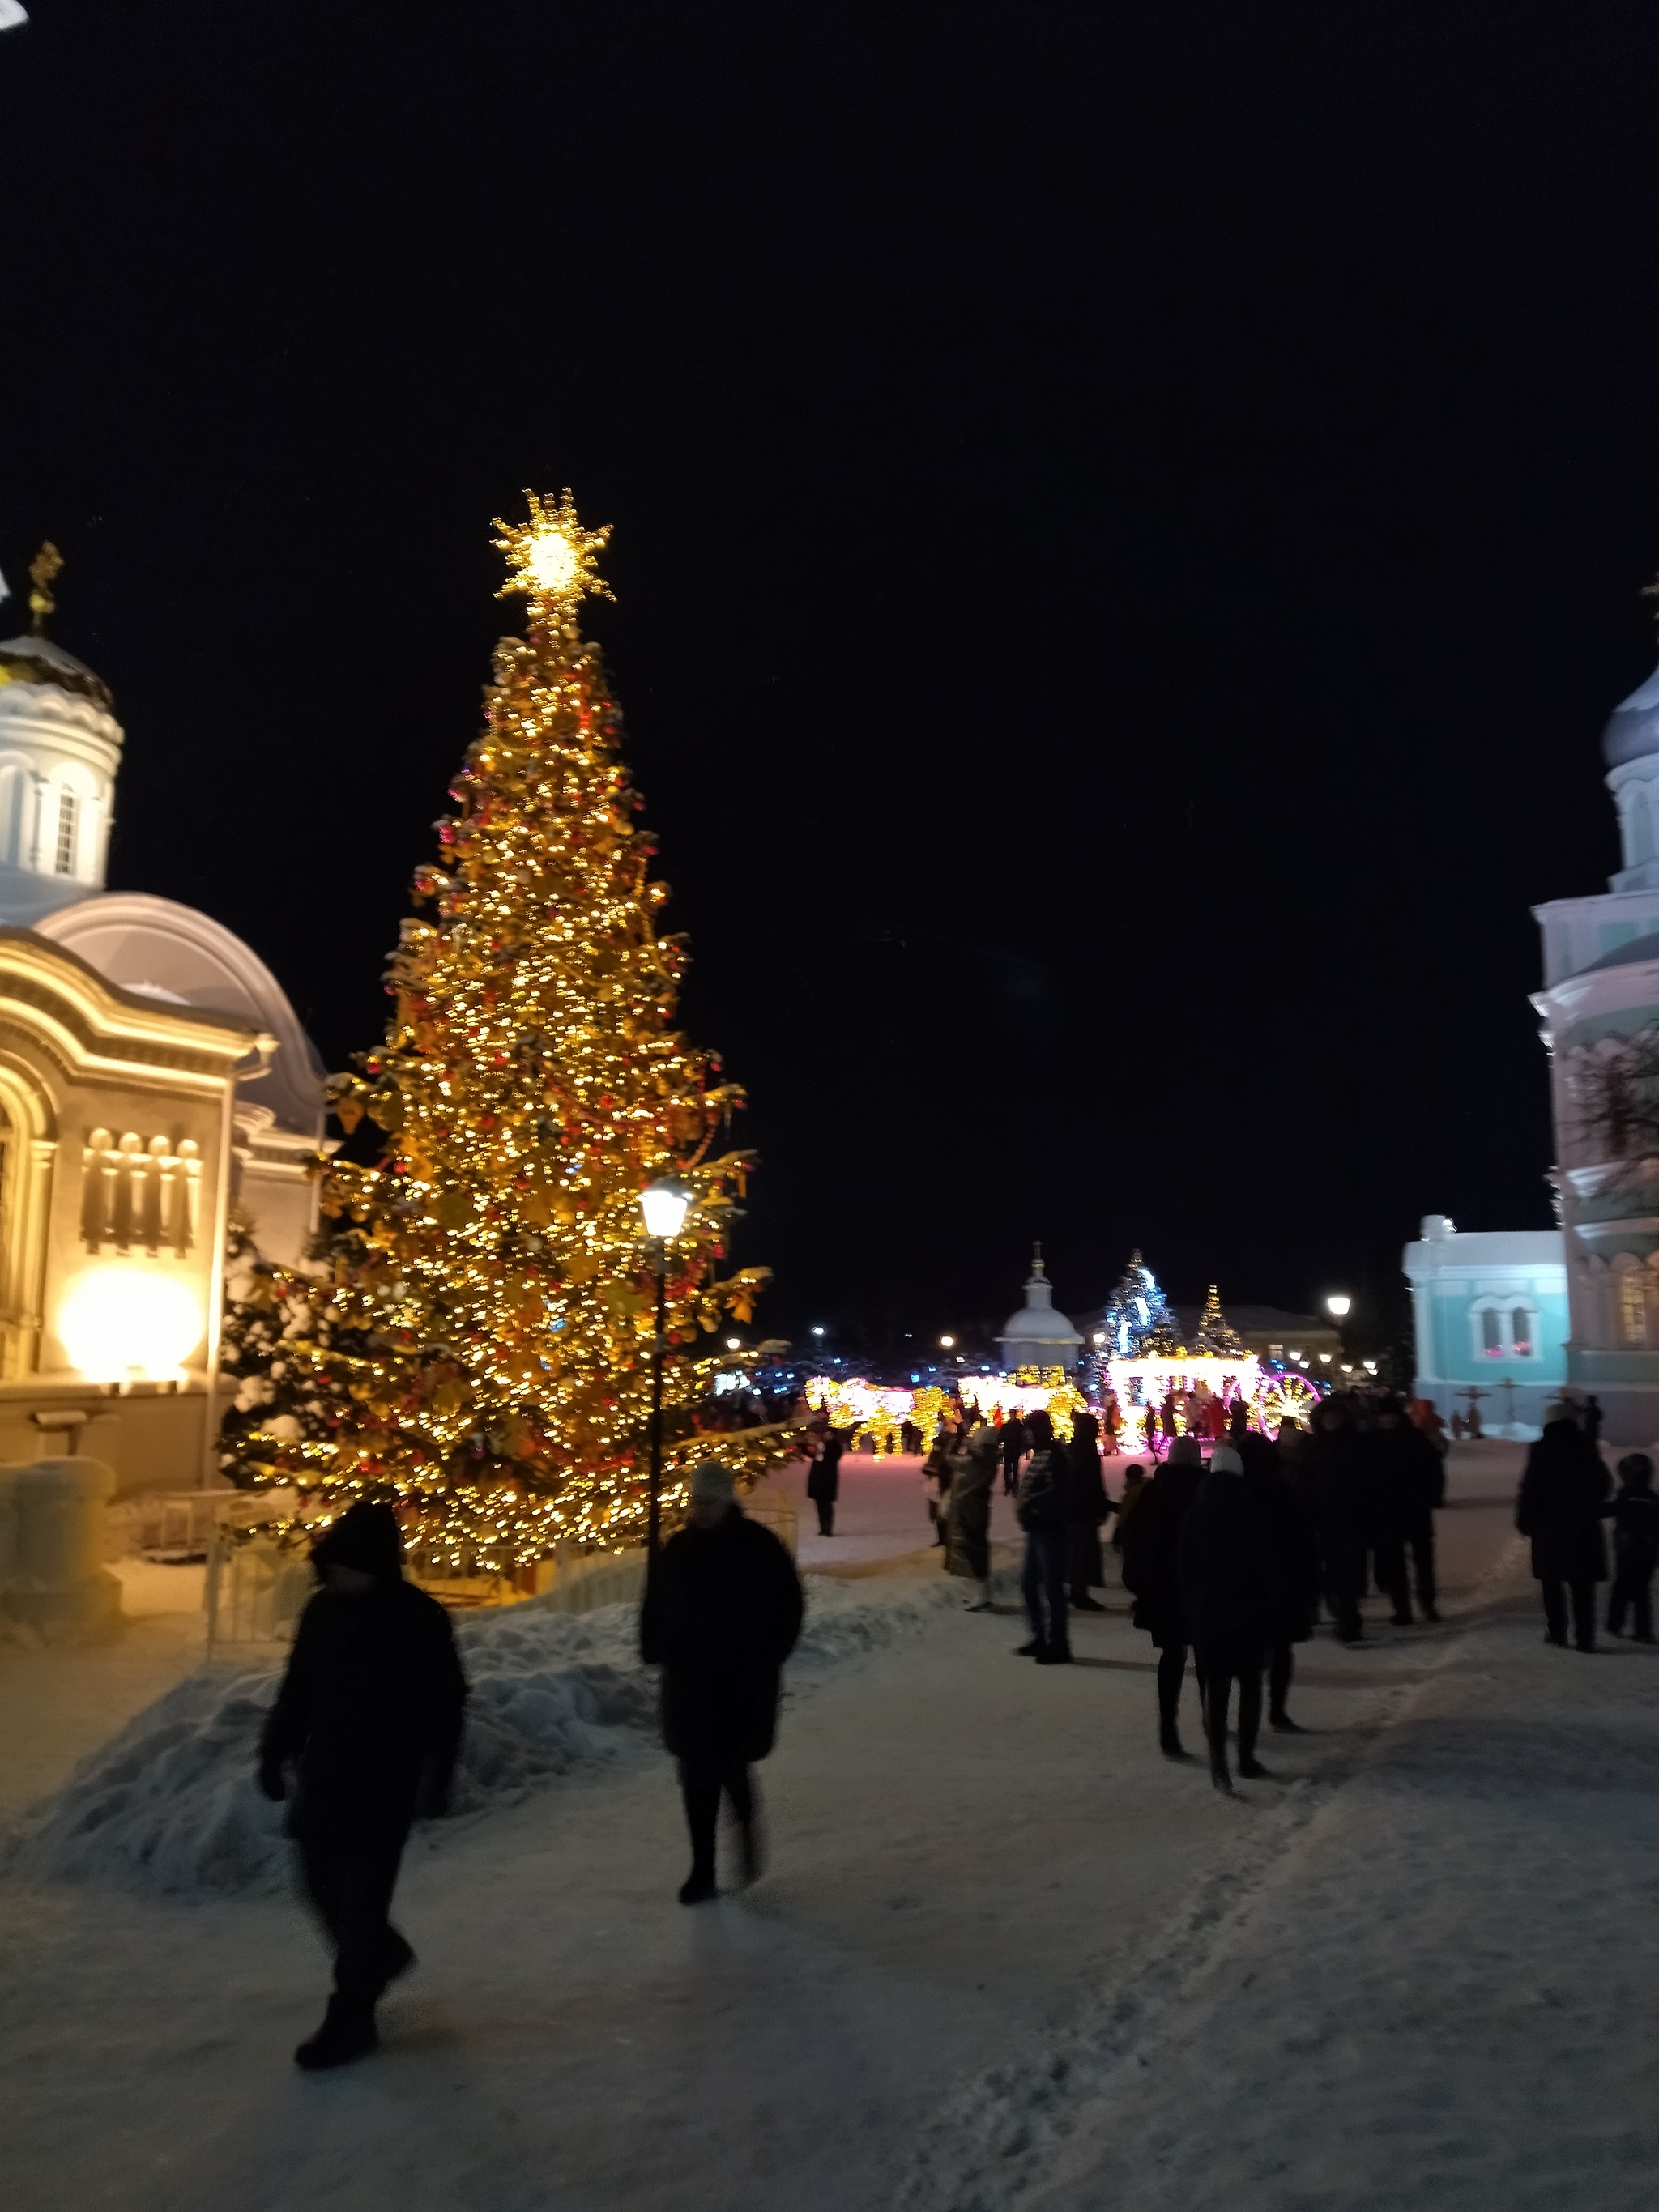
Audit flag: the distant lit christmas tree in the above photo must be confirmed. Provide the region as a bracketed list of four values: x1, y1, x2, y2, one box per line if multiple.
[226, 492, 787, 1564]
[1102, 1250, 1177, 1357]
[1191, 1284, 1244, 1358]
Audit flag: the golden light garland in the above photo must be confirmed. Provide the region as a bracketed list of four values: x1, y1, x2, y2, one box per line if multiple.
[224, 495, 791, 1567]
[804, 1377, 953, 1454]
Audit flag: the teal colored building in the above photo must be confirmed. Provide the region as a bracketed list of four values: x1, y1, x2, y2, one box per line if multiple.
[1403, 1217, 1568, 1439]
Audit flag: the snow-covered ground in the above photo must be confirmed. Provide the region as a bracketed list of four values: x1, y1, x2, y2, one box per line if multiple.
[6, 1438, 1643, 2210]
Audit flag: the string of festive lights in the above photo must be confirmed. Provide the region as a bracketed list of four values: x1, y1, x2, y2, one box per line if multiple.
[218, 493, 795, 1567]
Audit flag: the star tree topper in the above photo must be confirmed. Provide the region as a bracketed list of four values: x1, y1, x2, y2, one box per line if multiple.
[493, 488, 615, 623]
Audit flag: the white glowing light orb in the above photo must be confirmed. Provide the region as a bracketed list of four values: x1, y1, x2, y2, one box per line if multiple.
[527, 528, 579, 595]
[726, 1336, 741, 1351]
[1326, 1294, 1352, 1318]
[638, 1178, 691, 1240]
[59, 1265, 204, 1382]
[940, 1334, 955, 1349]
[812, 1326, 825, 1336]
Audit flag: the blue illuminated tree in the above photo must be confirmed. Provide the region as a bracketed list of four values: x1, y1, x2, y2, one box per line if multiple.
[1102, 1251, 1178, 1357]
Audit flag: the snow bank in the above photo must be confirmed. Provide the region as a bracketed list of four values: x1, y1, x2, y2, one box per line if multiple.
[4, 1562, 993, 1896]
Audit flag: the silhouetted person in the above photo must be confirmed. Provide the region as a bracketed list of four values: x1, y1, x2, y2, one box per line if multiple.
[1299, 1396, 1370, 1643]
[1015, 1409, 1073, 1663]
[1371, 1399, 1446, 1624]
[1120, 1435, 1206, 1755]
[1180, 1443, 1288, 1792]
[947, 1420, 999, 1610]
[1606, 1452, 1659, 1642]
[640, 1460, 804, 1903]
[1236, 1431, 1320, 1732]
[1065, 1411, 1111, 1610]
[259, 1502, 467, 2071]
[808, 1426, 844, 1536]
[1517, 1408, 1611, 1652]
[1584, 1394, 1605, 1447]
[1000, 1415, 1028, 1498]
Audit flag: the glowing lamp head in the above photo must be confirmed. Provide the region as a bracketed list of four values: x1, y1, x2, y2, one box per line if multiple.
[1092, 1331, 1107, 1346]
[812, 1326, 825, 1337]
[726, 1336, 740, 1352]
[59, 1264, 204, 1383]
[1326, 1294, 1352, 1318]
[639, 1177, 692, 1242]
[940, 1334, 955, 1349]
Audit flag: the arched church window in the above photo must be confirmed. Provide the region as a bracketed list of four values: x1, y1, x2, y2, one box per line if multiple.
[53, 790, 76, 877]
[1620, 1272, 1649, 1347]
[1511, 1307, 1533, 1356]
[1481, 1308, 1502, 1355]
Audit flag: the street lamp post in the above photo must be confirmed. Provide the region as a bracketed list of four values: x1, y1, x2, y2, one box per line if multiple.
[638, 1178, 692, 1563]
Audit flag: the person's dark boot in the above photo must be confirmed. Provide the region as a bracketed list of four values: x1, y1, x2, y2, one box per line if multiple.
[294, 1995, 377, 2071]
[1209, 1755, 1233, 1796]
[1422, 1603, 1441, 1622]
[1158, 1721, 1185, 1758]
[1237, 1753, 1268, 1779]
[1016, 1639, 1045, 1658]
[1071, 1595, 1107, 1613]
[1036, 1642, 1073, 1664]
[1269, 1711, 1304, 1733]
[679, 1866, 718, 1905]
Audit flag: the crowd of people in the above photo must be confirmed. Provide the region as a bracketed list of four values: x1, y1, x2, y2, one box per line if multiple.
[251, 1389, 1659, 2073]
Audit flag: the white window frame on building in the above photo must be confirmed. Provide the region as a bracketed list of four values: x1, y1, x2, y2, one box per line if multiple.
[1466, 1294, 1542, 1362]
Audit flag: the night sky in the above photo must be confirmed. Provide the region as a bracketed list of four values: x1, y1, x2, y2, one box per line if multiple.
[9, 2, 1659, 1353]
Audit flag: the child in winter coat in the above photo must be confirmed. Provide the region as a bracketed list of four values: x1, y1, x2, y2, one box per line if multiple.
[1606, 1453, 1659, 1642]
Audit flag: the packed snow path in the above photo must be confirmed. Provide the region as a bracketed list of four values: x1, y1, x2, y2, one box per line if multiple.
[2, 1443, 1632, 2211]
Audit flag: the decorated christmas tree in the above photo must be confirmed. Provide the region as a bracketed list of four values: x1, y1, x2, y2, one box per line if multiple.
[1101, 1249, 1178, 1357]
[1190, 1283, 1244, 1358]
[224, 492, 790, 1566]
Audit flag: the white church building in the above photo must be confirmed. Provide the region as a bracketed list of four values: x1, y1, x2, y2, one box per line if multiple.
[1411, 645, 1659, 1445]
[0, 586, 324, 1492]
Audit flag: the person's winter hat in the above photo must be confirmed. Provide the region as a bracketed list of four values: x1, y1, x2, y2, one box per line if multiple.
[1166, 1437, 1204, 1468]
[688, 1460, 736, 1502]
[1618, 1452, 1654, 1487]
[311, 1500, 404, 1579]
[1209, 1445, 1243, 1474]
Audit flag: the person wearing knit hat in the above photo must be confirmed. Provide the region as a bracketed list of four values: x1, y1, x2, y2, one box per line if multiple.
[258, 1502, 467, 2069]
[640, 1460, 804, 1903]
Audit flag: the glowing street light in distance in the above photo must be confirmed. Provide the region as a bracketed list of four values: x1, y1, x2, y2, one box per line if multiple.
[940, 1334, 954, 1349]
[1326, 1294, 1352, 1318]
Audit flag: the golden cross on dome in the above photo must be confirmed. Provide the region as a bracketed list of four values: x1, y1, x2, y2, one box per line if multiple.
[28, 541, 62, 635]
[493, 490, 613, 621]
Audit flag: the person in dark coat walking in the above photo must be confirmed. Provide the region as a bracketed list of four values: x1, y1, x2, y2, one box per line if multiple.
[259, 1501, 467, 2071]
[1235, 1431, 1320, 1731]
[1516, 1409, 1612, 1652]
[1120, 1435, 1206, 1755]
[1297, 1396, 1371, 1643]
[639, 1460, 804, 1903]
[1014, 1409, 1073, 1663]
[806, 1426, 845, 1536]
[1179, 1443, 1288, 1791]
[999, 1414, 1028, 1498]
[1064, 1411, 1111, 1609]
[1370, 1400, 1447, 1624]
[1606, 1452, 1659, 1640]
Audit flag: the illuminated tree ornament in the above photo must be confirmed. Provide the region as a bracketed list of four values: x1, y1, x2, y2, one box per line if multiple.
[493, 488, 614, 623]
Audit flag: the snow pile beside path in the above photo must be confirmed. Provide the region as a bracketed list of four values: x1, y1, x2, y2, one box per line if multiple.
[5, 1560, 987, 1897]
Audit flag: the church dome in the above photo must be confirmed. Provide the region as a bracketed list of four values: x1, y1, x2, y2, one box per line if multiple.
[996, 1249, 1084, 1372]
[1601, 660, 1659, 769]
[0, 633, 115, 714]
